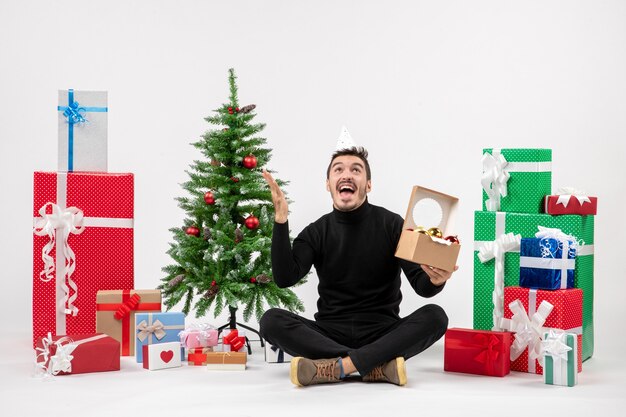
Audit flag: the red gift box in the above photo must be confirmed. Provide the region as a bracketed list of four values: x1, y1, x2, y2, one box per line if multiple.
[187, 347, 214, 365]
[502, 287, 583, 375]
[544, 194, 597, 215]
[444, 328, 512, 377]
[32, 172, 134, 347]
[35, 333, 120, 375]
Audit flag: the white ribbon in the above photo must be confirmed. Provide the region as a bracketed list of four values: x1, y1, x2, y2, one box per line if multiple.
[499, 292, 554, 373]
[481, 150, 510, 212]
[136, 319, 167, 342]
[555, 187, 592, 208]
[35, 333, 107, 377]
[477, 232, 521, 331]
[33, 202, 85, 316]
[535, 226, 579, 288]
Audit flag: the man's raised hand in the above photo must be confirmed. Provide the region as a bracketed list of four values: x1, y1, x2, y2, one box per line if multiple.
[262, 169, 289, 224]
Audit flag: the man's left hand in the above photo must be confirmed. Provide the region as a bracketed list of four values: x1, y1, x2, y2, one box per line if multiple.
[421, 264, 458, 286]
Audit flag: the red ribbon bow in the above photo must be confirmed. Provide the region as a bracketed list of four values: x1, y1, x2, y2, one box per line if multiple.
[113, 293, 141, 320]
[223, 330, 245, 352]
[472, 333, 501, 375]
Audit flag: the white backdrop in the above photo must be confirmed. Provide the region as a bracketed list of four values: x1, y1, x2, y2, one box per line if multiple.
[1, 0, 625, 357]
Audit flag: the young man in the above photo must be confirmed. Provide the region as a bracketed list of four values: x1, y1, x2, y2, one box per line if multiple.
[260, 147, 457, 387]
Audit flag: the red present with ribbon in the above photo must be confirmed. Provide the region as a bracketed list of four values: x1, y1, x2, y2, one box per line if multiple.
[544, 188, 597, 216]
[222, 329, 245, 352]
[444, 328, 512, 377]
[187, 347, 215, 366]
[35, 333, 120, 376]
[32, 172, 134, 347]
[96, 289, 161, 356]
[500, 287, 583, 375]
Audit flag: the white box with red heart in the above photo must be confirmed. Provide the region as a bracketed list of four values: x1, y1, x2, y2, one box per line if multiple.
[142, 341, 182, 370]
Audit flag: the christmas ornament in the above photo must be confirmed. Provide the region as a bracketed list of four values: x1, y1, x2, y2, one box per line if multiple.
[211, 280, 217, 286]
[169, 274, 185, 287]
[231, 176, 240, 183]
[203, 227, 212, 240]
[228, 107, 234, 114]
[186, 226, 201, 237]
[244, 215, 260, 230]
[204, 191, 216, 205]
[415, 226, 428, 234]
[250, 277, 257, 284]
[235, 107, 240, 113]
[242, 154, 258, 169]
[444, 235, 460, 244]
[234, 228, 244, 243]
[256, 274, 271, 284]
[427, 227, 443, 238]
[240, 104, 256, 114]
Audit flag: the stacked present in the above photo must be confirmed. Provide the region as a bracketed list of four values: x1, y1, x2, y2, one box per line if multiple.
[445, 148, 596, 387]
[470, 148, 595, 386]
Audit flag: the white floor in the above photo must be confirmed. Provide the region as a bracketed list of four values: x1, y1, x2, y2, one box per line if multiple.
[2, 331, 625, 417]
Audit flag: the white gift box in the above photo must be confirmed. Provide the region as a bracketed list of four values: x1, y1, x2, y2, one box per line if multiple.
[142, 341, 182, 370]
[57, 89, 108, 172]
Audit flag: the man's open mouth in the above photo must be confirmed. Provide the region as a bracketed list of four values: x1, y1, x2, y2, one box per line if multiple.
[337, 182, 355, 196]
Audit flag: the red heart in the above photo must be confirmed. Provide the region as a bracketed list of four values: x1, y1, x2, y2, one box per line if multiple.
[160, 350, 174, 363]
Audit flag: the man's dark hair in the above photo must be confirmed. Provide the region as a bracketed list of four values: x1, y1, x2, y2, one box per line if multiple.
[326, 146, 371, 180]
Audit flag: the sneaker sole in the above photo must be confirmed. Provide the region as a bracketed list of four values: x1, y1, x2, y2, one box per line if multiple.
[290, 357, 304, 387]
[396, 357, 407, 386]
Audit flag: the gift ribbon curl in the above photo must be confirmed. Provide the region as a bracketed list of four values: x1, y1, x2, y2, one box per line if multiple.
[35, 333, 76, 376]
[33, 202, 85, 316]
[478, 232, 521, 331]
[481, 151, 510, 211]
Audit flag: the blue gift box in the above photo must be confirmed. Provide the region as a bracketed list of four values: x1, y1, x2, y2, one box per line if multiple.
[135, 312, 185, 362]
[519, 238, 576, 290]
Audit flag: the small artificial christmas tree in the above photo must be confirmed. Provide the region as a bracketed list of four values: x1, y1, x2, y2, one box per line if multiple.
[159, 68, 305, 325]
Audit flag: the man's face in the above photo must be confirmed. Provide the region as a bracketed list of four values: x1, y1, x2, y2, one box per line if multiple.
[326, 155, 371, 212]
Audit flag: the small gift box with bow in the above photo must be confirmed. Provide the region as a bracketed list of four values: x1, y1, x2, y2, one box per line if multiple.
[205, 351, 247, 370]
[264, 343, 293, 364]
[57, 89, 108, 172]
[135, 312, 185, 362]
[143, 341, 182, 370]
[221, 329, 246, 352]
[500, 287, 583, 375]
[544, 187, 597, 216]
[96, 289, 161, 356]
[187, 347, 215, 365]
[519, 227, 578, 290]
[395, 186, 461, 272]
[33, 172, 135, 348]
[543, 331, 578, 387]
[179, 323, 218, 349]
[444, 328, 512, 377]
[35, 333, 120, 376]
[481, 148, 552, 214]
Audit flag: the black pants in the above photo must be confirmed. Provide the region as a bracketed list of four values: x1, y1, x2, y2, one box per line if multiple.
[259, 304, 448, 376]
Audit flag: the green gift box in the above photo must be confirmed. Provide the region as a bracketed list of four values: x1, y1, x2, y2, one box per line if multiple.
[482, 148, 552, 213]
[473, 210, 594, 360]
[543, 331, 578, 387]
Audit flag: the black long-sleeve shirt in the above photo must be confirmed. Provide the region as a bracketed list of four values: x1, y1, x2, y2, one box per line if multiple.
[271, 199, 444, 321]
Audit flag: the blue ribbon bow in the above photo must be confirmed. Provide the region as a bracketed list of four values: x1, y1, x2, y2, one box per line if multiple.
[57, 89, 108, 171]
